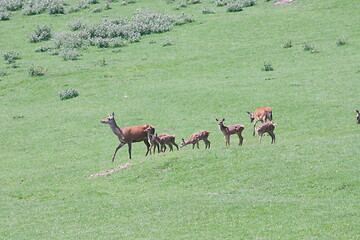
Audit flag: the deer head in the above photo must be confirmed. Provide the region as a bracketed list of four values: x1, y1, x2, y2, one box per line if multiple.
[356, 110, 360, 124]
[215, 118, 225, 125]
[246, 112, 255, 122]
[100, 112, 115, 124]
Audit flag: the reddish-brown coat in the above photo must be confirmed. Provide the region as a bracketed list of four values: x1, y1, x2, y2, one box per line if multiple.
[216, 119, 244, 146]
[247, 106, 273, 135]
[181, 130, 211, 149]
[255, 122, 276, 144]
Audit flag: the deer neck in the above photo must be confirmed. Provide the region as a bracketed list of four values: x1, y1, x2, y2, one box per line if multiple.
[109, 120, 123, 137]
[219, 123, 227, 133]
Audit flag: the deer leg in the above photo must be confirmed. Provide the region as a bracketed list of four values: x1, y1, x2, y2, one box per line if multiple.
[144, 140, 150, 156]
[238, 133, 243, 146]
[162, 144, 167, 152]
[253, 122, 257, 136]
[112, 142, 126, 162]
[204, 139, 210, 149]
[127, 142, 133, 159]
[269, 132, 275, 144]
[168, 143, 173, 152]
[196, 142, 200, 149]
[173, 142, 179, 151]
[258, 133, 263, 144]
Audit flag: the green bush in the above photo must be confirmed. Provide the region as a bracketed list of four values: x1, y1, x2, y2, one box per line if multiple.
[59, 88, 79, 100]
[336, 36, 348, 46]
[28, 25, 52, 43]
[29, 65, 47, 76]
[3, 50, 20, 64]
[227, 2, 243, 12]
[0, 10, 11, 20]
[59, 48, 81, 60]
[262, 62, 274, 71]
[283, 40, 292, 48]
[201, 7, 215, 14]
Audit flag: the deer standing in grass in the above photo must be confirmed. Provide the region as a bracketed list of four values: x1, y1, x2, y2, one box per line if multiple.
[157, 134, 179, 152]
[180, 130, 211, 149]
[100, 112, 155, 161]
[356, 110, 360, 124]
[216, 119, 244, 146]
[246, 106, 273, 136]
[255, 122, 276, 144]
[144, 127, 160, 155]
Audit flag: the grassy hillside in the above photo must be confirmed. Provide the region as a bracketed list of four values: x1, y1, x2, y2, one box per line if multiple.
[1, 0, 360, 239]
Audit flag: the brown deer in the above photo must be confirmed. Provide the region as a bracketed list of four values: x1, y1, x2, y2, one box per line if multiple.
[356, 110, 360, 124]
[180, 130, 211, 149]
[255, 122, 276, 144]
[246, 106, 273, 136]
[144, 127, 160, 155]
[216, 119, 244, 146]
[157, 134, 179, 152]
[100, 112, 155, 161]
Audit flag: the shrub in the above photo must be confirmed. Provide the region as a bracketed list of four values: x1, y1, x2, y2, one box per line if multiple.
[201, 7, 215, 14]
[67, 18, 88, 31]
[0, 70, 7, 76]
[227, 2, 243, 12]
[188, 0, 201, 4]
[53, 31, 88, 49]
[67, 6, 81, 13]
[336, 36, 348, 46]
[29, 65, 47, 76]
[59, 48, 81, 60]
[35, 46, 52, 52]
[28, 25, 52, 43]
[214, 0, 227, 7]
[262, 62, 273, 71]
[92, 7, 102, 12]
[59, 88, 79, 100]
[241, 0, 256, 7]
[303, 42, 319, 53]
[161, 37, 174, 47]
[174, 12, 195, 25]
[49, 0, 65, 15]
[3, 50, 20, 64]
[0, 10, 11, 20]
[283, 40, 292, 48]
[1, 0, 23, 11]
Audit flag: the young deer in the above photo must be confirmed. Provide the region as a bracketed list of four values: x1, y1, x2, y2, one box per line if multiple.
[246, 106, 273, 136]
[216, 119, 244, 146]
[356, 110, 360, 124]
[255, 122, 276, 144]
[180, 130, 211, 149]
[100, 112, 155, 161]
[144, 127, 160, 155]
[157, 134, 179, 152]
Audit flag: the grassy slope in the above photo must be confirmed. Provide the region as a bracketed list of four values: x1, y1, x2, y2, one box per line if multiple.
[1, 0, 360, 239]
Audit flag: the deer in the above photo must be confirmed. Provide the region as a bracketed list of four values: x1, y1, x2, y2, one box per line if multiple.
[100, 112, 155, 161]
[144, 127, 160, 155]
[216, 119, 244, 146]
[157, 134, 179, 152]
[246, 106, 273, 136]
[255, 122, 276, 144]
[180, 130, 211, 149]
[356, 110, 360, 124]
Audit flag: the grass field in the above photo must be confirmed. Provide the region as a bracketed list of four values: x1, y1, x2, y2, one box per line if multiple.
[1, 0, 360, 239]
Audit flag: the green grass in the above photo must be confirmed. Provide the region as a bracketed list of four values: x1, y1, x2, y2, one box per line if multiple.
[1, 0, 360, 239]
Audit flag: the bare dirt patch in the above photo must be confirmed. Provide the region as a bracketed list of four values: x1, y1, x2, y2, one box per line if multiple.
[88, 163, 132, 178]
[273, 0, 296, 5]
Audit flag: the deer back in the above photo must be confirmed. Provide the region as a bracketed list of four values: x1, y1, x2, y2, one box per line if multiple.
[122, 124, 154, 142]
[254, 106, 272, 119]
[256, 122, 275, 134]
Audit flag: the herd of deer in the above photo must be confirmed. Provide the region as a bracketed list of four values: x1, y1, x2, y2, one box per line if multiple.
[100, 106, 278, 162]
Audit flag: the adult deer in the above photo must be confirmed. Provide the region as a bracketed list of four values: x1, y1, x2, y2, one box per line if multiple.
[255, 122, 276, 144]
[246, 106, 273, 136]
[180, 130, 211, 149]
[100, 112, 154, 161]
[157, 134, 179, 152]
[144, 127, 160, 155]
[216, 119, 244, 146]
[356, 110, 360, 124]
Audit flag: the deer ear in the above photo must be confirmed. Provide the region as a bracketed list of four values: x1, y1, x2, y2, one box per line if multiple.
[182, 138, 185, 142]
[223, 118, 225, 121]
[215, 119, 218, 121]
[356, 110, 359, 113]
[246, 112, 251, 115]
